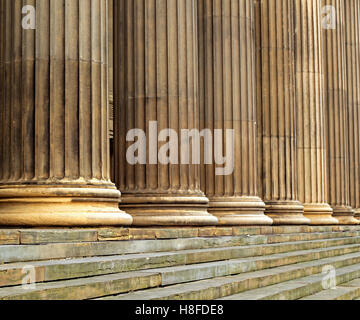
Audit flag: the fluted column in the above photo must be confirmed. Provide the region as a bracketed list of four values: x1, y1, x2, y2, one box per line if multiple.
[197, 0, 272, 225]
[295, 0, 337, 225]
[114, 0, 218, 226]
[254, 0, 309, 225]
[344, 0, 360, 220]
[0, 0, 133, 226]
[322, 0, 357, 224]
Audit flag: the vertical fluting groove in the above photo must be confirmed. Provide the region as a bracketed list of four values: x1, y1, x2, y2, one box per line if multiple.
[322, 0, 357, 224]
[295, 0, 336, 224]
[344, 0, 360, 219]
[65, 0, 80, 180]
[198, 0, 272, 225]
[22, 0, 36, 181]
[0, 0, 3, 182]
[114, 0, 217, 226]
[255, 0, 309, 225]
[0, 0, 5, 183]
[0, 0, 132, 226]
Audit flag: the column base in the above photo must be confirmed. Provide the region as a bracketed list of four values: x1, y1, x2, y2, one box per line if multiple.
[303, 203, 339, 225]
[120, 194, 218, 226]
[0, 185, 133, 227]
[265, 201, 310, 225]
[208, 196, 273, 226]
[332, 206, 359, 225]
[355, 209, 360, 220]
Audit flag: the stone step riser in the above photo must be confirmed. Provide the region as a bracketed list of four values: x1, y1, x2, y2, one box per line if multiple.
[2, 231, 360, 264]
[3, 226, 359, 246]
[1, 238, 360, 288]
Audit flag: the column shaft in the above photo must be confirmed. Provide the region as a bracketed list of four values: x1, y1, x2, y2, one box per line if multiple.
[295, 0, 337, 224]
[344, 0, 360, 220]
[198, 0, 272, 225]
[322, 0, 358, 224]
[114, 0, 218, 226]
[254, 0, 309, 225]
[0, 0, 132, 226]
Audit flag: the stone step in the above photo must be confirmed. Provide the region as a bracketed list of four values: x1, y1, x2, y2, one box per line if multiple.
[1, 226, 358, 245]
[220, 264, 360, 300]
[2, 245, 360, 300]
[1, 236, 360, 287]
[300, 279, 360, 300]
[142, 244, 360, 286]
[1, 230, 360, 264]
[99, 251, 360, 301]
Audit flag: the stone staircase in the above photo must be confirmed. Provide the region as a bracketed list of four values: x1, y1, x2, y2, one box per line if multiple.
[1, 227, 360, 300]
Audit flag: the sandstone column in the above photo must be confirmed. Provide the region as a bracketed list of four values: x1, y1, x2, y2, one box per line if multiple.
[295, 0, 337, 225]
[113, 0, 218, 226]
[197, 0, 272, 225]
[0, 0, 133, 226]
[322, 0, 358, 224]
[344, 0, 360, 220]
[254, 0, 309, 225]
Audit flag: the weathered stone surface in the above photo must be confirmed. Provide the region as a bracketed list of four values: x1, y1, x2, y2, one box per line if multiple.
[113, 0, 217, 227]
[97, 228, 130, 241]
[0, 272, 162, 300]
[101, 253, 360, 300]
[295, 0, 337, 225]
[0, 0, 132, 227]
[154, 228, 199, 240]
[20, 229, 98, 245]
[254, 0, 309, 225]
[198, 0, 272, 226]
[0, 230, 19, 245]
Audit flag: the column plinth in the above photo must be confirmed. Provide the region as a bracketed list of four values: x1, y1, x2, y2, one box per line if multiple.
[197, 0, 272, 226]
[255, 0, 310, 225]
[295, 0, 338, 225]
[114, 0, 217, 226]
[322, 0, 358, 225]
[0, 0, 132, 226]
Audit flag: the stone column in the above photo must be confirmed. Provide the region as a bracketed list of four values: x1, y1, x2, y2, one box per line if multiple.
[322, 0, 358, 224]
[344, 0, 360, 220]
[197, 0, 272, 225]
[113, 0, 218, 226]
[254, 0, 309, 225]
[0, 0, 133, 226]
[295, 0, 337, 225]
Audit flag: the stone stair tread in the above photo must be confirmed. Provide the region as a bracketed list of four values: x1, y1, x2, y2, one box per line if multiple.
[1, 231, 359, 264]
[1, 233, 359, 266]
[300, 287, 360, 300]
[219, 263, 360, 300]
[98, 252, 360, 300]
[0, 270, 161, 300]
[1, 239, 359, 288]
[3, 247, 360, 300]
[300, 278, 360, 300]
[3, 240, 358, 270]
